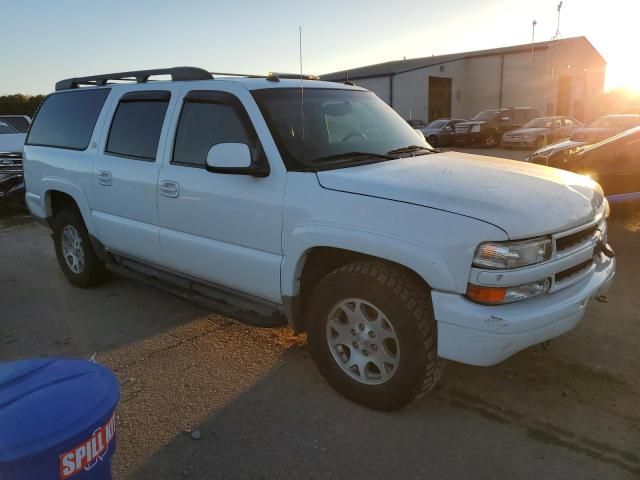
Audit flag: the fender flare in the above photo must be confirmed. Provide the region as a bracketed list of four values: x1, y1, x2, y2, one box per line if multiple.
[281, 224, 458, 300]
[42, 177, 95, 235]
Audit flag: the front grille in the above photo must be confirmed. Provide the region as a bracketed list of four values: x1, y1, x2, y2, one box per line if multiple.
[555, 259, 593, 283]
[556, 225, 598, 252]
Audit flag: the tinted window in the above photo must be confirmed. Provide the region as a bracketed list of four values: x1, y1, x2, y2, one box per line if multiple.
[106, 96, 169, 160]
[0, 117, 29, 133]
[513, 110, 527, 125]
[26, 89, 110, 150]
[173, 101, 250, 167]
[0, 122, 15, 134]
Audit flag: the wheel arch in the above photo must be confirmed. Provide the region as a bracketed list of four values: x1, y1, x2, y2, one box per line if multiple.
[42, 178, 95, 235]
[281, 226, 457, 333]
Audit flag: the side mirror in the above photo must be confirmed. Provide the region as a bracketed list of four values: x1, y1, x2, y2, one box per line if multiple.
[444, 125, 452, 131]
[205, 143, 268, 177]
[501, 117, 511, 122]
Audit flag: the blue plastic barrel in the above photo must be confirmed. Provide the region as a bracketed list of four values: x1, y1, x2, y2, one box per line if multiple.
[0, 358, 120, 480]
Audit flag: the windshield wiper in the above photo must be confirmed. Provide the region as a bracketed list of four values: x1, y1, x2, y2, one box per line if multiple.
[310, 151, 395, 164]
[387, 145, 439, 155]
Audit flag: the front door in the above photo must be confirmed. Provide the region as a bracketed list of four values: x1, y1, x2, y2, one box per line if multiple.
[92, 87, 181, 265]
[156, 86, 285, 303]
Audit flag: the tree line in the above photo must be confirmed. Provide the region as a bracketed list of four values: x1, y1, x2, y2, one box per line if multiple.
[0, 94, 45, 117]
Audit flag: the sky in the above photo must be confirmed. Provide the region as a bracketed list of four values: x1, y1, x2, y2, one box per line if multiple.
[2, 0, 638, 95]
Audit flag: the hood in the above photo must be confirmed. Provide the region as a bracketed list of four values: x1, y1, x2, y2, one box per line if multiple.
[505, 127, 546, 137]
[316, 153, 602, 239]
[457, 120, 487, 127]
[532, 139, 584, 157]
[0, 133, 26, 153]
[570, 127, 615, 142]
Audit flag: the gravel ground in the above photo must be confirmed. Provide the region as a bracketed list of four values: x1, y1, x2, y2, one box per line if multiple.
[1, 153, 639, 478]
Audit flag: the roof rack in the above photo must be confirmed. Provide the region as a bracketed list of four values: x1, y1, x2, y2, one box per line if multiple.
[55, 66, 212, 91]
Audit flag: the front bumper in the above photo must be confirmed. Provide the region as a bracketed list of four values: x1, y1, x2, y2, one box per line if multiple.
[432, 252, 615, 366]
[501, 137, 536, 148]
[454, 132, 488, 146]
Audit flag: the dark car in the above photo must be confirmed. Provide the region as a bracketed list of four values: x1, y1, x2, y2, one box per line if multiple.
[406, 119, 427, 129]
[419, 118, 467, 147]
[531, 125, 640, 203]
[454, 107, 540, 147]
[570, 114, 640, 143]
[0, 120, 27, 202]
[501, 116, 583, 150]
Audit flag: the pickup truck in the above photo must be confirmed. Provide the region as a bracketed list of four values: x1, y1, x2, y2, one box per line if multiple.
[23, 67, 615, 410]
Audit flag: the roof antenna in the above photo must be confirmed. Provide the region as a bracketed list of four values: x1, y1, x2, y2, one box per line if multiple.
[299, 26, 305, 153]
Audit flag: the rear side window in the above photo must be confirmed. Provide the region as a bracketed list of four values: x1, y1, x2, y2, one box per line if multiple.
[173, 99, 251, 167]
[1, 117, 30, 133]
[106, 91, 170, 161]
[26, 89, 110, 150]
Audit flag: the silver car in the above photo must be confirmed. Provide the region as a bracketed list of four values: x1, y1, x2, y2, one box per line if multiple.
[501, 116, 583, 150]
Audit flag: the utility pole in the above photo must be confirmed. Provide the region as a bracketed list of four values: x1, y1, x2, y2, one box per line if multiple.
[552, 1, 563, 40]
[531, 20, 537, 60]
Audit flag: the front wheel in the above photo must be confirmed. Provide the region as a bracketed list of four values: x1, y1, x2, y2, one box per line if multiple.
[53, 208, 109, 288]
[307, 261, 443, 410]
[483, 133, 499, 148]
[427, 135, 439, 147]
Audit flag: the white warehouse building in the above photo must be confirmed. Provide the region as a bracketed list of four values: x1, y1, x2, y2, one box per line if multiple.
[322, 37, 606, 123]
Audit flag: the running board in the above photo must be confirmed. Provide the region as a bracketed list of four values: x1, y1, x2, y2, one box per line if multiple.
[106, 258, 286, 328]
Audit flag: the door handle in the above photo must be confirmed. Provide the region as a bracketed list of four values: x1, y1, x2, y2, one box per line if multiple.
[159, 180, 180, 198]
[97, 171, 112, 186]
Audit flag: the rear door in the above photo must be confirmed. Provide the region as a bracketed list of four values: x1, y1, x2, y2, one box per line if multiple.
[156, 84, 285, 303]
[92, 86, 181, 265]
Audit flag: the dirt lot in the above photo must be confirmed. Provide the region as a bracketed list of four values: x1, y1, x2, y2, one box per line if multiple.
[1, 150, 639, 478]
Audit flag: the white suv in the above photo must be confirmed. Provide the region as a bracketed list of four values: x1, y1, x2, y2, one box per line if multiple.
[24, 67, 615, 410]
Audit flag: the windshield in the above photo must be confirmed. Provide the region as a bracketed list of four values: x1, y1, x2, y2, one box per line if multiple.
[523, 118, 553, 128]
[588, 116, 640, 128]
[427, 120, 447, 129]
[472, 110, 500, 121]
[252, 88, 429, 170]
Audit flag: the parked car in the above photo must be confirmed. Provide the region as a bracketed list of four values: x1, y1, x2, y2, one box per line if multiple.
[24, 67, 615, 411]
[0, 115, 31, 133]
[526, 138, 587, 163]
[454, 107, 540, 147]
[0, 120, 27, 201]
[501, 116, 583, 150]
[570, 114, 640, 143]
[530, 125, 640, 204]
[420, 118, 467, 147]
[406, 119, 427, 129]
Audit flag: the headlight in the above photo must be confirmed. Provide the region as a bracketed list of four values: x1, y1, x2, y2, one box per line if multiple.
[473, 237, 552, 269]
[467, 278, 551, 304]
[603, 198, 610, 218]
[470, 125, 481, 133]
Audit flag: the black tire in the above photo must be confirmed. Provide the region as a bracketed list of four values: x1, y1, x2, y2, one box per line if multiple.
[53, 208, 109, 288]
[427, 135, 439, 147]
[307, 260, 444, 411]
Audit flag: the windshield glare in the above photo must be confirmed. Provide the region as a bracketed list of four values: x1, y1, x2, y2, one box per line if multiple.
[0, 122, 16, 135]
[472, 110, 500, 121]
[252, 88, 429, 169]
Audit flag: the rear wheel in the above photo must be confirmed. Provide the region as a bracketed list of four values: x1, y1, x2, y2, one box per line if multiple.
[484, 133, 499, 148]
[53, 209, 109, 288]
[307, 261, 443, 410]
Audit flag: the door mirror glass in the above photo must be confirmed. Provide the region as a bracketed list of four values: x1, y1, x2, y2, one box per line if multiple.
[206, 143, 252, 169]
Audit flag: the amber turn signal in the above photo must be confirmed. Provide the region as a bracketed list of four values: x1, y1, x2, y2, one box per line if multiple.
[466, 284, 507, 304]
